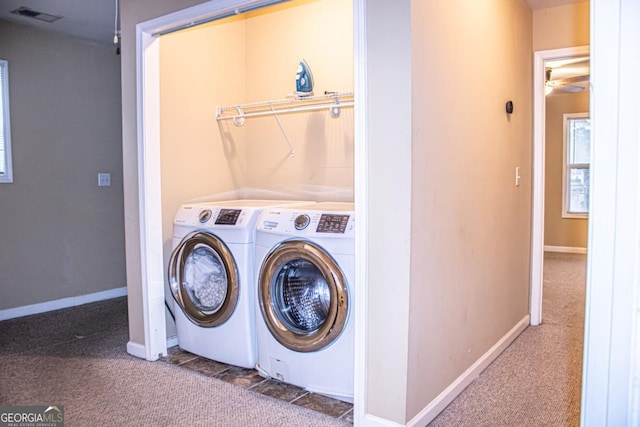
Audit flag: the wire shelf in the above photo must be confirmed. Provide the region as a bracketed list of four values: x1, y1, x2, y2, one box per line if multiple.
[215, 92, 354, 157]
[216, 92, 354, 124]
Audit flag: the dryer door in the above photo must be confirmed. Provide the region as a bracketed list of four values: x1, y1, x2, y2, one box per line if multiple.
[168, 231, 239, 327]
[258, 240, 348, 352]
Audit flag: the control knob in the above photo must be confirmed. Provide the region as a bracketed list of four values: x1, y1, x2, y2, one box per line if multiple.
[294, 214, 310, 230]
[199, 209, 212, 223]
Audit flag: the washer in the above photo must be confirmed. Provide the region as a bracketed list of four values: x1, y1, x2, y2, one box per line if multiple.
[167, 199, 311, 369]
[255, 202, 355, 402]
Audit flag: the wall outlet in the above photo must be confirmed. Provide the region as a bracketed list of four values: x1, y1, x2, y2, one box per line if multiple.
[98, 172, 111, 187]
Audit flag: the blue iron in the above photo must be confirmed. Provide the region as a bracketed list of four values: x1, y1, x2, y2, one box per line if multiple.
[295, 59, 314, 97]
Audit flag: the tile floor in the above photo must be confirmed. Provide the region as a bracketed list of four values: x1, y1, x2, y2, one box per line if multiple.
[162, 346, 354, 423]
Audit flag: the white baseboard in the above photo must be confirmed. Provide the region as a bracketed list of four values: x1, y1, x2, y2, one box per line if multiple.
[544, 245, 587, 254]
[406, 315, 530, 427]
[0, 286, 128, 321]
[128, 336, 177, 361]
[362, 414, 404, 427]
[127, 341, 147, 359]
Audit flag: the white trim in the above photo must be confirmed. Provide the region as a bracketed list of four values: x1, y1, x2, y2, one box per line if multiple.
[136, 23, 166, 362]
[406, 316, 530, 427]
[544, 245, 587, 254]
[0, 287, 127, 321]
[582, 0, 640, 424]
[531, 46, 590, 326]
[146, 0, 287, 37]
[361, 414, 404, 427]
[562, 213, 588, 219]
[126, 341, 147, 359]
[353, 0, 368, 425]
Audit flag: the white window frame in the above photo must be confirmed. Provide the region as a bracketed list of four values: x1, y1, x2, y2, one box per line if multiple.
[562, 112, 590, 219]
[0, 59, 13, 183]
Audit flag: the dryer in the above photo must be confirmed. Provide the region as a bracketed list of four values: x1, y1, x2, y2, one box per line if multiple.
[254, 202, 355, 402]
[167, 199, 311, 369]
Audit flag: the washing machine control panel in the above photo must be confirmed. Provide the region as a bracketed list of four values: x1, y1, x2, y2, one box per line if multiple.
[258, 208, 355, 237]
[196, 208, 242, 225]
[215, 209, 241, 225]
[317, 214, 350, 233]
[174, 205, 258, 230]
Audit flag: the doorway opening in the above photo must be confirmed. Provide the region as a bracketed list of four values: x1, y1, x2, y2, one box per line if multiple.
[531, 46, 589, 326]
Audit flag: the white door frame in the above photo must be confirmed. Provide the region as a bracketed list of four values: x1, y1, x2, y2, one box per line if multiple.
[134, 0, 368, 423]
[582, 0, 640, 422]
[530, 45, 589, 326]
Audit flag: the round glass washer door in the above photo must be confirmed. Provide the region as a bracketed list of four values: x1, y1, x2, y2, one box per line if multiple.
[258, 240, 348, 352]
[168, 231, 239, 327]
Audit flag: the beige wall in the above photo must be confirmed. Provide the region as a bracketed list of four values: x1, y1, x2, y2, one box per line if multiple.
[533, 1, 589, 51]
[160, 15, 247, 216]
[0, 21, 125, 310]
[544, 91, 589, 248]
[159, 0, 354, 213]
[408, 0, 533, 421]
[243, 0, 354, 196]
[363, 1, 534, 422]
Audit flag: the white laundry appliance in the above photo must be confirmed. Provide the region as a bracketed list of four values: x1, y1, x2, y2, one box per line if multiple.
[167, 199, 312, 368]
[254, 202, 355, 402]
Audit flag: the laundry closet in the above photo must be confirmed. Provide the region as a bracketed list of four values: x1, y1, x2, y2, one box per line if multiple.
[157, 0, 354, 337]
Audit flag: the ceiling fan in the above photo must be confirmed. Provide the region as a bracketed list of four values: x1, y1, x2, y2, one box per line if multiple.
[545, 58, 590, 95]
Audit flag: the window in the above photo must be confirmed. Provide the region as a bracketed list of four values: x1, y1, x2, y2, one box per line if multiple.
[0, 59, 12, 183]
[563, 113, 590, 218]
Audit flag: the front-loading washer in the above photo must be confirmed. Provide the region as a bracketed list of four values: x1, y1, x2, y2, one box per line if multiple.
[167, 199, 311, 368]
[254, 202, 355, 402]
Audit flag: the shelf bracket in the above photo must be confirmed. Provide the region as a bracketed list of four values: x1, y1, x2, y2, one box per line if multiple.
[329, 94, 342, 118]
[232, 107, 245, 126]
[270, 104, 295, 157]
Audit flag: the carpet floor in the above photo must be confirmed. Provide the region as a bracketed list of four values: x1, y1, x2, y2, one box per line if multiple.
[0, 252, 585, 426]
[0, 297, 349, 426]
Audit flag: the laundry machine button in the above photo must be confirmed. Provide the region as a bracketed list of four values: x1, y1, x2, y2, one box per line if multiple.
[294, 214, 310, 230]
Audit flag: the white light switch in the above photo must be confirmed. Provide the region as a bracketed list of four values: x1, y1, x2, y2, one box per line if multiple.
[515, 167, 521, 187]
[98, 172, 111, 187]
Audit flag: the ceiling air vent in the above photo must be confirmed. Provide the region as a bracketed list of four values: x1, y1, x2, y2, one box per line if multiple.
[11, 7, 62, 23]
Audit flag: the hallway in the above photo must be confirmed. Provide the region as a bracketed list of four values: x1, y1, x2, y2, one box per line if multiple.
[429, 252, 585, 426]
